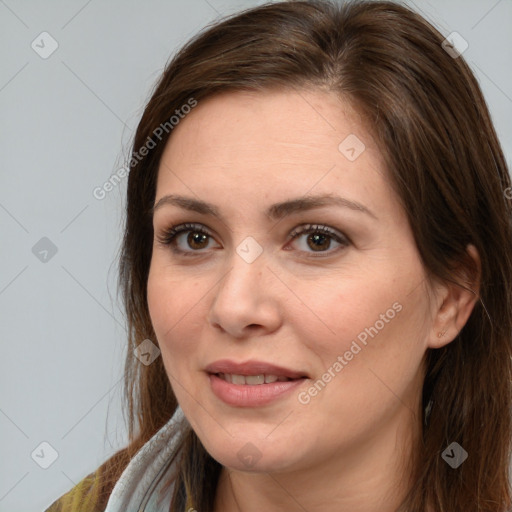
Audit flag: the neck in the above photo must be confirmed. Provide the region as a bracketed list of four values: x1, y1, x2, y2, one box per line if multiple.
[213, 407, 421, 512]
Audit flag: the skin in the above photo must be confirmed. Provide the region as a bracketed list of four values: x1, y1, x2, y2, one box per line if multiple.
[147, 88, 479, 512]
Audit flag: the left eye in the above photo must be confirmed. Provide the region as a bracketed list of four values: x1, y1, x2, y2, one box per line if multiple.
[288, 224, 349, 254]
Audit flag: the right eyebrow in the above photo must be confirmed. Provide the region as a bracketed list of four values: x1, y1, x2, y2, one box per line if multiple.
[152, 194, 223, 218]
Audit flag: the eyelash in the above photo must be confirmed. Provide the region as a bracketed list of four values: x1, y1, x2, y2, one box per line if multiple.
[156, 222, 350, 258]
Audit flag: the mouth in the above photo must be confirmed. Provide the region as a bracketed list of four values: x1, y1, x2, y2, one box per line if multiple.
[205, 360, 309, 407]
[215, 373, 298, 385]
[205, 359, 308, 381]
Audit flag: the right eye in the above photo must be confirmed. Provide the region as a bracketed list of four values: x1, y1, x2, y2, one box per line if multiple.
[156, 223, 221, 256]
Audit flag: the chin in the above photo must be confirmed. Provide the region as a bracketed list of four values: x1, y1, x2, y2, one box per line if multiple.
[197, 428, 302, 473]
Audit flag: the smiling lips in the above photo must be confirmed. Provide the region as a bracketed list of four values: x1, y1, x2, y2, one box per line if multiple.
[205, 359, 308, 407]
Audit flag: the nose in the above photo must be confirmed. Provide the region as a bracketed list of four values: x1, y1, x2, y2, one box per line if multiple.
[207, 250, 283, 339]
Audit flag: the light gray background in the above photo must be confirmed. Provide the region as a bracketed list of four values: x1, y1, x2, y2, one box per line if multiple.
[0, 1, 510, 511]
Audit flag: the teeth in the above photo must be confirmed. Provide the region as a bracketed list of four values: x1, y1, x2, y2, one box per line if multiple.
[245, 375, 265, 385]
[219, 373, 291, 385]
[231, 374, 246, 385]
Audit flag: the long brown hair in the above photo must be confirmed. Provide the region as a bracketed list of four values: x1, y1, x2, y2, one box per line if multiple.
[92, 1, 512, 510]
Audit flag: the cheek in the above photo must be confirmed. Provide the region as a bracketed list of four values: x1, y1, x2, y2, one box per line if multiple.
[299, 268, 429, 390]
[292, 272, 403, 358]
[147, 264, 210, 369]
[147, 268, 173, 336]
[147, 267, 186, 349]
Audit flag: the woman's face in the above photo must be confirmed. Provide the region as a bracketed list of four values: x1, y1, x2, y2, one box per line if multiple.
[148, 89, 438, 474]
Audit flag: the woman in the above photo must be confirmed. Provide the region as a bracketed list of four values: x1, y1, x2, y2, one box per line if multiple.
[45, 0, 512, 510]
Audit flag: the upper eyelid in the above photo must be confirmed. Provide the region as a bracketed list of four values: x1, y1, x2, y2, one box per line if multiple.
[159, 221, 344, 237]
[289, 223, 347, 239]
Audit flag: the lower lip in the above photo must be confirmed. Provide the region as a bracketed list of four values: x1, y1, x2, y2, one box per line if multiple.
[209, 373, 306, 407]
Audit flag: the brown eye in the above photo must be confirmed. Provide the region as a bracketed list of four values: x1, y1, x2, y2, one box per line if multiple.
[157, 223, 220, 256]
[288, 224, 349, 255]
[306, 233, 332, 251]
[187, 231, 210, 250]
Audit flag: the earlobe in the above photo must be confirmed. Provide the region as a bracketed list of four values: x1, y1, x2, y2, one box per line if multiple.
[427, 244, 481, 349]
[436, 329, 447, 339]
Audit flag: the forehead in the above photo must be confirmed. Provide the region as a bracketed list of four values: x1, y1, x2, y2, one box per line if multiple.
[161, 88, 370, 164]
[155, 88, 389, 210]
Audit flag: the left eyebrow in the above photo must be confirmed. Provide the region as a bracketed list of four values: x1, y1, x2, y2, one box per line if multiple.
[151, 193, 377, 220]
[266, 195, 377, 220]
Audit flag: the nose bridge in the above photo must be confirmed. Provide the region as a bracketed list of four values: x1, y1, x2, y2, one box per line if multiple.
[217, 239, 267, 304]
[208, 237, 282, 335]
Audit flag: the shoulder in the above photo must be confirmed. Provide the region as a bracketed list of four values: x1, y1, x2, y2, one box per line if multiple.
[44, 471, 103, 512]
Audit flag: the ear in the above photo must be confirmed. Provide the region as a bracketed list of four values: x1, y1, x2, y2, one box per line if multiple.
[427, 244, 481, 349]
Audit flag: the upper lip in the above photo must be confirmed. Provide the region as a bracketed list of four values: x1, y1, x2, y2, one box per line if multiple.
[205, 359, 308, 379]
